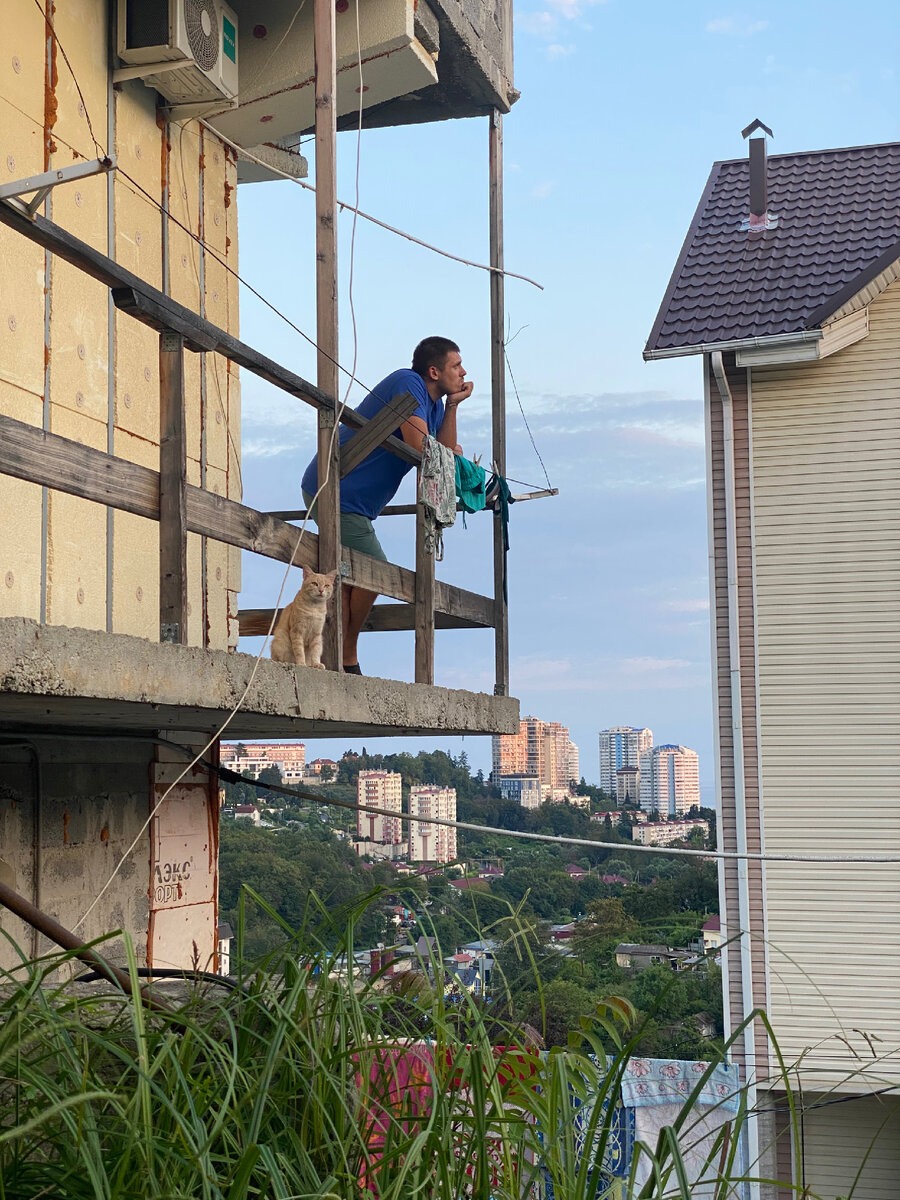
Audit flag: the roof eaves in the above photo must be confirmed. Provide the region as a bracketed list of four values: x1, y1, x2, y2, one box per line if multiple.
[803, 239, 900, 329]
[643, 328, 823, 362]
[644, 162, 723, 357]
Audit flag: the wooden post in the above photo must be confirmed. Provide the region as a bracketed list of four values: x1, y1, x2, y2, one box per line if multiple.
[489, 109, 509, 696]
[314, 0, 342, 669]
[158, 330, 187, 643]
[414, 490, 435, 684]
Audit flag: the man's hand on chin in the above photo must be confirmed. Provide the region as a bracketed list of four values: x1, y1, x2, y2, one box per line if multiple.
[446, 381, 474, 406]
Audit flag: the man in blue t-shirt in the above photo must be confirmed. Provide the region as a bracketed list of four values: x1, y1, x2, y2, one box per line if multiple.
[301, 335, 472, 674]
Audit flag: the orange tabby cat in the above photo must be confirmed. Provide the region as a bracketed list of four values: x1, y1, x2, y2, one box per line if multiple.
[270, 567, 337, 668]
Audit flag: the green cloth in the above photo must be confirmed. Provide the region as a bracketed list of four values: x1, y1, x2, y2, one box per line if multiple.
[302, 490, 387, 562]
[455, 455, 487, 514]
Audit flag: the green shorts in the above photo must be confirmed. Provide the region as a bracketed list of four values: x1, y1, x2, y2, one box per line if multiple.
[301, 491, 387, 562]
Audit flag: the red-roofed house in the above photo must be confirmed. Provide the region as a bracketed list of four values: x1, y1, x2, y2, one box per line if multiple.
[565, 864, 587, 881]
[701, 915, 722, 953]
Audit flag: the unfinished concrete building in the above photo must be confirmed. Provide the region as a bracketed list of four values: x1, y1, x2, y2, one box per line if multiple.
[0, 0, 520, 973]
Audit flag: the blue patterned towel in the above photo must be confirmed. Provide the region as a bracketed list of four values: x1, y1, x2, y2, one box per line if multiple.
[620, 1058, 740, 1113]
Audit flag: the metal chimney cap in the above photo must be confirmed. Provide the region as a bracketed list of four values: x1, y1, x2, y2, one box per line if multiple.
[742, 118, 774, 140]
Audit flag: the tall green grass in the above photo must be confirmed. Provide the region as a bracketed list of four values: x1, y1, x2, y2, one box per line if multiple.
[0, 889, 802, 1199]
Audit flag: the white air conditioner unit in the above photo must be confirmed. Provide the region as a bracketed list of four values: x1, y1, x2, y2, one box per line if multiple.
[116, 0, 239, 108]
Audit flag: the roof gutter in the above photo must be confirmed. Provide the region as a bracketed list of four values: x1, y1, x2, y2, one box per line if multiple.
[710, 350, 761, 1200]
[643, 328, 822, 362]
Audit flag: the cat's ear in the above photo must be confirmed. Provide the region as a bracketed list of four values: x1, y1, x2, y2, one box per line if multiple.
[328, 570, 338, 584]
[301, 565, 312, 579]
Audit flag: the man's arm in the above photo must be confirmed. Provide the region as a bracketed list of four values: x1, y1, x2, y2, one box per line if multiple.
[400, 383, 472, 454]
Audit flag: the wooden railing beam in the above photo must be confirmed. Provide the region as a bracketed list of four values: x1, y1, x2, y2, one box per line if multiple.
[0, 204, 420, 467]
[238, 604, 487, 638]
[339, 391, 418, 478]
[158, 332, 188, 643]
[414, 493, 436, 684]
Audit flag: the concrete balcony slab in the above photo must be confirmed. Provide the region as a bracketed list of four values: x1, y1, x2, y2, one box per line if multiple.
[0, 618, 519, 739]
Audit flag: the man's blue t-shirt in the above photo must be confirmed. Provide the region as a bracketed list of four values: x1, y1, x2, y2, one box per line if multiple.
[301, 369, 444, 520]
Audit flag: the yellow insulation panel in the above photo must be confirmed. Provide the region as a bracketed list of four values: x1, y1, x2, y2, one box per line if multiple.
[115, 83, 163, 207]
[206, 352, 229, 471]
[111, 429, 159, 641]
[45, 406, 107, 631]
[0, 1, 45, 178]
[114, 312, 159, 442]
[114, 177, 162, 288]
[0, 232, 44, 400]
[0, 384, 42, 620]
[51, 0, 108, 165]
[48, 260, 109, 422]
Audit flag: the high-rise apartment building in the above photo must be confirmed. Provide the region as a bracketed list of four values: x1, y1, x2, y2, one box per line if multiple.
[638, 745, 700, 817]
[356, 771, 403, 845]
[616, 766, 640, 805]
[492, 718, 578, 791]
[221, 742, 306, 782]
[598, 727, 653, 799]
[408, 786, 457, 863]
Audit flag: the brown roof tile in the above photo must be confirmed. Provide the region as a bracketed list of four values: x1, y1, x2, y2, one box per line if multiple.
[645, 142, 900, 356]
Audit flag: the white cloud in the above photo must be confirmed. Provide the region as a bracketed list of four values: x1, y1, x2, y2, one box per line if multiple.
[660, 598, 710, 613]
[531, 180, 557, 199]
[546, 43, 576, 59]
[620, 656, 692, 674]
[508, 654, 703, 694]
[516, 0, 607, 40]
[705, 16, 769, 35]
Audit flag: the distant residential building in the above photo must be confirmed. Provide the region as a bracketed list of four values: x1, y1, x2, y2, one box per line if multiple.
[566, 739, 580, 786]
[498, 774, 543, 809]
[639, 744, 700, 816]
[352, 839, 405, 861]
[221, 741, 306, 782]
[216, 922, 233, 976]
[477, 864, 504, 880]
[631, 818, 709, 847]
[565, 863, 588, 881]
[409, 786, 457, 863]
[615, 943, 693, 971]
[307, 758, 337, 775]
[701, 915, 723, 952]
[616, 765, 640, 805]
[598, 727, 653, 799]
[550, 922, 576, 941]
[356, 770, 403, 845]
[492, 717, 578, 790]
[233, 804, 261, 825]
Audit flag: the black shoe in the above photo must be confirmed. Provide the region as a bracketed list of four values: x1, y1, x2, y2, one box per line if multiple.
[343, 663, 363, 675]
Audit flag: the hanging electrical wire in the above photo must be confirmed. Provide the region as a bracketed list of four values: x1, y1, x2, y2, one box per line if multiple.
[504, 321, 553, 492]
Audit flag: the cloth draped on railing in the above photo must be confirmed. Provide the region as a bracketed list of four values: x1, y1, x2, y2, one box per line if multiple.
[418, 435, 457, 559]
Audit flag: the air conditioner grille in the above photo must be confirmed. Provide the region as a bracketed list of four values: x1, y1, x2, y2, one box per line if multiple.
[185, 0, 219, 71]
[126, 0, 169, 49]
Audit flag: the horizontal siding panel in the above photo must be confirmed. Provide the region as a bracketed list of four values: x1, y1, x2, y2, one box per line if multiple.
[751, 279, 900, 1080]
[798, 1096, 900, 1199]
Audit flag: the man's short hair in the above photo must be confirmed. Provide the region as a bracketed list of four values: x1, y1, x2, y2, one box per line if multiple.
[412, 336, 459, 377]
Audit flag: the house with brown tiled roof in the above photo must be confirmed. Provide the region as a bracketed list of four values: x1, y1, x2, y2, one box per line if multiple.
[647, 127, 900, 1197]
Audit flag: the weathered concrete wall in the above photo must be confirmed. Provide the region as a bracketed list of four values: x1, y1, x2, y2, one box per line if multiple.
[0, 0, 241, 650]
[0, 735, 218, 973]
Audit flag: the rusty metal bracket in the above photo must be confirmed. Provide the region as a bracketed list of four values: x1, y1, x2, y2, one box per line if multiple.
[0, 157, 117, 218]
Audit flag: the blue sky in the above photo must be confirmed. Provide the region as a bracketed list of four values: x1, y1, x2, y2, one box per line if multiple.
[235, 2, 899, 798]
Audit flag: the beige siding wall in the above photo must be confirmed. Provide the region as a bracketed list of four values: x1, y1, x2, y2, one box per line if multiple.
[798, 1094, 900, 1200]
[750, 279, 900, 1089]
[0, 0, 241, 649]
